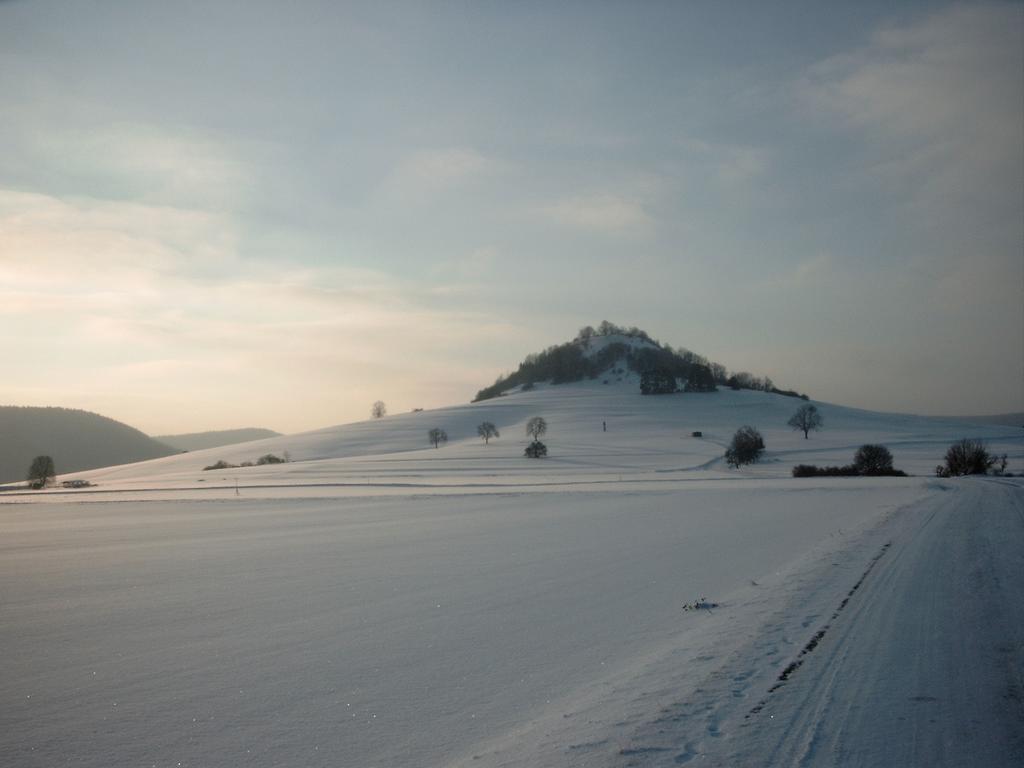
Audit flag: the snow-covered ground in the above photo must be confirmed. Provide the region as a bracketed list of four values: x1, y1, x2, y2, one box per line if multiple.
[2, 381, 1022, 766]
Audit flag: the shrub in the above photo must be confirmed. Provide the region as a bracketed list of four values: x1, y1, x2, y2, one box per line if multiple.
[203, 460, 238, 471]
[725, 426, 764, 468]
[792, 464, 858, 477]
[524, 440, 547, 458]
[853, 444, 894, 475]
[794, 445, 907, 478]
[939, 439, 996, 476]
[256, 453, 285, 465]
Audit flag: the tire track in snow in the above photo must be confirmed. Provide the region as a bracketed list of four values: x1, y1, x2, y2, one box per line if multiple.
[732, 480, 1024, 767]
[745, 539, 893, 716]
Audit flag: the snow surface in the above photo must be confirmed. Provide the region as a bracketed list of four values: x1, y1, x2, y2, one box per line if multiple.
[2, 380, 1022, 766]
[575, 332, 660, 358]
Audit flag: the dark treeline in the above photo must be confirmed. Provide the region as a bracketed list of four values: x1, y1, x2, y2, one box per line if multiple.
[474, 322, 801, 402]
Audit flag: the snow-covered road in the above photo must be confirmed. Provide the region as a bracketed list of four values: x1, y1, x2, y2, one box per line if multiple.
[733, 478, 1024, 768]
[620, 478, 1024, 767]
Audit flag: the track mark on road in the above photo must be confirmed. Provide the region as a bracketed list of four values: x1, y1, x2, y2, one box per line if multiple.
[747, 541, 892, 717]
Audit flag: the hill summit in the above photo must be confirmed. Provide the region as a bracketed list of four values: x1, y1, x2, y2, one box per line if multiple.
[0, 406, 177, 484]
[474, 321, 726, 401]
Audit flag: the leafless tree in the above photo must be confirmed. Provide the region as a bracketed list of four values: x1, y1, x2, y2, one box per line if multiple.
[428, 428, 448, 448]
[787, 404, 823, 439]
[477, 422, 499, 444]
[371, 401, 387, 419]
[526, 416, 547, 441]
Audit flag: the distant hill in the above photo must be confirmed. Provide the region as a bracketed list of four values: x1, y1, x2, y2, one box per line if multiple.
[0, 406, 177, 484]
[947, 412, 1024, 429]
[473, 321, 804, 402]
[154, 428, 282, 452]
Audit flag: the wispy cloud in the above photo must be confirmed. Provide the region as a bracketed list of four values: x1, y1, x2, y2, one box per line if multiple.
[0, 187, 527, 431]
[377, 147, 502, 202]
[678, 136, 772, 189]
[542, 193, 653, 233]
[799, 2, 1022, 225]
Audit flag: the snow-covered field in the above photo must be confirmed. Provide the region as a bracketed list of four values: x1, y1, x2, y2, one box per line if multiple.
[2, 382, 1022, 766]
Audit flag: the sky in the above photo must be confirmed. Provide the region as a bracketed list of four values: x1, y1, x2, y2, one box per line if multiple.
[1, 0, 1021, 434]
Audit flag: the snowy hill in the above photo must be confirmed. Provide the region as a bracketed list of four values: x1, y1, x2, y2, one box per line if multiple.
[22, 375, 1021, 496]
[4, 375, 1023, 767]
[473, 322, 725, 401]
[153, 427, 282, 452]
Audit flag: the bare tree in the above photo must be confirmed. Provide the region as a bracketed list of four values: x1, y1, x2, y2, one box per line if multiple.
[27, 455, 55, 489]
[371, 401, 387, 419]
[525, 416, 547, 441]
[787, 404, 823, 439]
[477, 422, 499, 444]
[428, 428, 448, 448]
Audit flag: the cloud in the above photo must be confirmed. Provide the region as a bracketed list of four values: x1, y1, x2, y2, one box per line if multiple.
[0, 187, 529, 431]
[678, 137, 771, 189]
[377, 147, 500, 201]
[542, 193, 652, 233]
[0, 190, 237, 290]
[799, 2, 1022, 223]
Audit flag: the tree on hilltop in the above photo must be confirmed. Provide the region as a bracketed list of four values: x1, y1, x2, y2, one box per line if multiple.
[477, 422, 499, 444]
[788, 404, 823, 439]
[526, 416, 547, 440]
[371, 401, 387, 419]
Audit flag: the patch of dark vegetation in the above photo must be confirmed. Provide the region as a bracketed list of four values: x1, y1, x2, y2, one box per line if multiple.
[793, 444, 907, 478]
[204, 453, 288, 471]
[935, 438, 1007, 477]
[619, 746, 671, 756]
[792, 464, 858, 477]
[524, 440, 547, 458]
[474, 322, 805, 402]
[640, 367, 679, 395]
[682, 597, 719, 612]
[474, 322, 731, 401]
[203, 460, 237, 471]
[726, 372, 809, 399]
[725, 426, 764, 468]
[793, 465, 907, 478]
